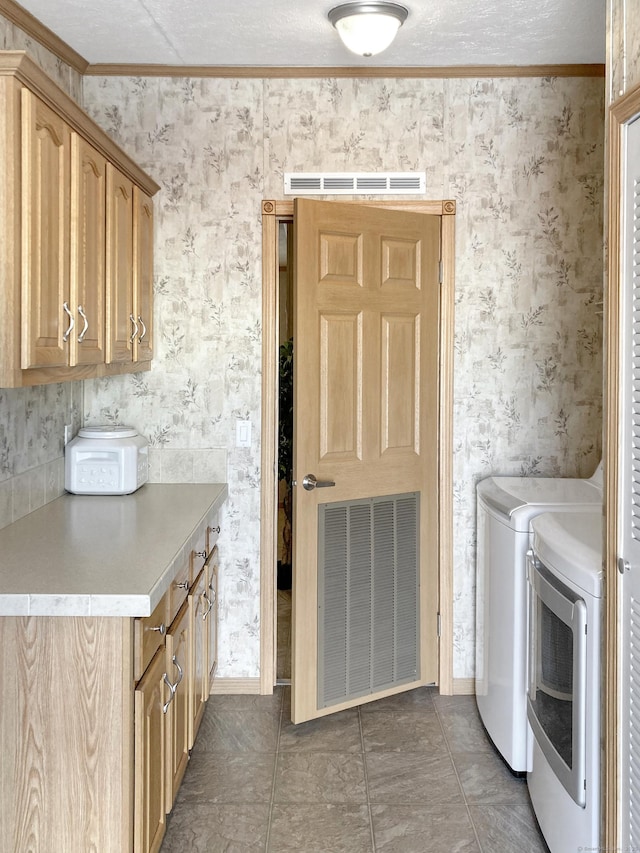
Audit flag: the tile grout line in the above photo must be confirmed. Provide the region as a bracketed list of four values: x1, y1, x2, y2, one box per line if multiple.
[264, 688, 284, 853]
[358, 704, 377, 853]
[432, 697, 485, 853]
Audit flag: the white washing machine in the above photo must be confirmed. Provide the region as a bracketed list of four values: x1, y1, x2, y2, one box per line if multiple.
[526, 511, 602, 853]
[475, 465, 602, 772]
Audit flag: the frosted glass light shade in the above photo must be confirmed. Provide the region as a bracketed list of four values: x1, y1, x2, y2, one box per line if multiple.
[329, 3, 408, 57]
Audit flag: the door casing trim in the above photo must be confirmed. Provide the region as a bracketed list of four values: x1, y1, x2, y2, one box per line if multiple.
[260, 198, 456, 696]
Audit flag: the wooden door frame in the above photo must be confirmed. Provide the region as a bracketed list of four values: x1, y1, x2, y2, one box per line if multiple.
[260, 198, 456, 696]
[603, 83, 640, 853]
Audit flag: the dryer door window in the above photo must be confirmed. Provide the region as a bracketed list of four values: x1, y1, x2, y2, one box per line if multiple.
[527, 552, 587, 806]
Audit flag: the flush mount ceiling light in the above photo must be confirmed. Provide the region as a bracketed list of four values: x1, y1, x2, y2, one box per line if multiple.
[328, 2, 409, 57]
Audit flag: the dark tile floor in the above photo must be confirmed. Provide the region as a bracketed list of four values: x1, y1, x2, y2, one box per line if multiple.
[159, 685, 550, 853]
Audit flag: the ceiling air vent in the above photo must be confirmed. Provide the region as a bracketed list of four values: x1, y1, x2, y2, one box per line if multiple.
[284, 172, 426, 196]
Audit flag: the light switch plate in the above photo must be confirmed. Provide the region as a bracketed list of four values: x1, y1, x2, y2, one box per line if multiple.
[236, 419, 251, 447]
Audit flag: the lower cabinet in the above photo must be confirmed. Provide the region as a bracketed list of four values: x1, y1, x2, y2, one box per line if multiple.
[134, 647, 167, 853]
[133, 516, 221, 853]
[165, 598, 191, 811]
[190, 568, 208, 749]
[207, 548, 219, 689]
[0, 517, 222, 853]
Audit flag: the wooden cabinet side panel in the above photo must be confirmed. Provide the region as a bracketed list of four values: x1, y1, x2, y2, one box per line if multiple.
[0, 616, 133, 853]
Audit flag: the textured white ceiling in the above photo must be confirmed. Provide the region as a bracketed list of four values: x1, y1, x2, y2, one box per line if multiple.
[15, 0, 606, 67]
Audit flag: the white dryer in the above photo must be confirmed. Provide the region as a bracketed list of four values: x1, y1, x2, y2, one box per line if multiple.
[475, 465, 602, 772]
[526, 511, 602, 853]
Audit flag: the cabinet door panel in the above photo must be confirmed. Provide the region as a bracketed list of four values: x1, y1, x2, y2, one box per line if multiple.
[189, 569, 208, 749]
[21, 89, 70, 369]
[134, 646, 167, 853]
[71, 134, 106, 366]
[207, 550, 219, 690]
[106, 164, 134, 363]
[134, 187, 154, 364]
[165, 600, 190, 810]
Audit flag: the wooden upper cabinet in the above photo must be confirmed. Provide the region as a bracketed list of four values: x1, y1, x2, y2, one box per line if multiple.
[0, 50, 160, 388]
[71, 134, 106, 366]
[106, 165, 134, 364]
[21, 88, 70, 370]
[134, 188, 154, 365]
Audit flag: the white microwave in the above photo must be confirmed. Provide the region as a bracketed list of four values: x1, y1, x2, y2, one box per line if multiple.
[65, 426, 149, 495]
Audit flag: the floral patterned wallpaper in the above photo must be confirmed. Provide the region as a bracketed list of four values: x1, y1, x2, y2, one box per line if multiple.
[81, 73, 604, 680]
[0, 16, 83, 531]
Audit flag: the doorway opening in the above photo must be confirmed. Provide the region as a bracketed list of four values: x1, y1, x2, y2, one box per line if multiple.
[276, 220, 293, 683]
[260, 199, 456, 703]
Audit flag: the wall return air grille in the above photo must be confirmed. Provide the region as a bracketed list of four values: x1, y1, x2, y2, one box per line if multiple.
[284, 172, 426, 195]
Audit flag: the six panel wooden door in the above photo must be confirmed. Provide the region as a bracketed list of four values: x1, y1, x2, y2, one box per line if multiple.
[292, 198, 441, 724]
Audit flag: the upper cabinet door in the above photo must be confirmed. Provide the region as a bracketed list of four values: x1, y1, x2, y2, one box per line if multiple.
[21, 89, 70, 369]
[106, 164, 134, 364]
[70, 134, 106, 367]
[133, 188, 154, 364]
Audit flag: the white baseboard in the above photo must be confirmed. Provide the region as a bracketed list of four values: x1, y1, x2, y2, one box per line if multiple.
[452, 677, 475, 695]
[210, 677, 262, 695]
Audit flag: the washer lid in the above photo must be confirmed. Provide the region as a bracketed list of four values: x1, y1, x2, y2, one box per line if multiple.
[477, 476, 602, 530]
[531, 511, 603, 597]
[78, 425, 139, 439]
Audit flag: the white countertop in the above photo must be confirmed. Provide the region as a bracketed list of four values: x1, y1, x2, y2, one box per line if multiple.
[0, 483, 227, 618]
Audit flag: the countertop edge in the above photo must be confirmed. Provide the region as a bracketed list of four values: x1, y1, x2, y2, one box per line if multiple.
[0, 483, 228, 618]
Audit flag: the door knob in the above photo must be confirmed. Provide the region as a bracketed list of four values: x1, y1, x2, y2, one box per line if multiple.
[302, 473, 336, 491]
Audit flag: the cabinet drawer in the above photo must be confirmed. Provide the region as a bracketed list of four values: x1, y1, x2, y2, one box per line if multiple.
[134, 591, 169, 682]
[167, 557, 190, 626]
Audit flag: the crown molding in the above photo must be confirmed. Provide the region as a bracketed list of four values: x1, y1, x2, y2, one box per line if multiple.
[0, 1, 605, 82]
[85, 63, 605, 79]
[0, 0, 88, 73]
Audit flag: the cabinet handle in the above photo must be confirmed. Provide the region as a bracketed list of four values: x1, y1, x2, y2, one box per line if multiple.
[77, 305, 89, 343]
[175, 580, 189, 590]
[202, 592, 213, 619]
[62, 302, 75, 342]
[150, 622, 166, 636]
[129, 314, 139, 343]
[169, 654, 183, 691]
[195, 550, 208, 560]
[138, 316, 147, 342]
[209, 525, 221, 535]
[162, 672, 175, 714]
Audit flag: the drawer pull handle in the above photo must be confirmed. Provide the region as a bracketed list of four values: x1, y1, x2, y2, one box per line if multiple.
[150, 622, 166, 636]
[169, 655, 183, 691]
[175, 580, 189, 590]
[62, 302, 75, 342]
[209, 525, 221, 535]
[202, 592, 213, 619]
[129, 314, 139, 343]
[195, 550, 208, 560]
[162, 673, 175, 714]
[138, 315, 147, 342]
[77, 305, 89, 343]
